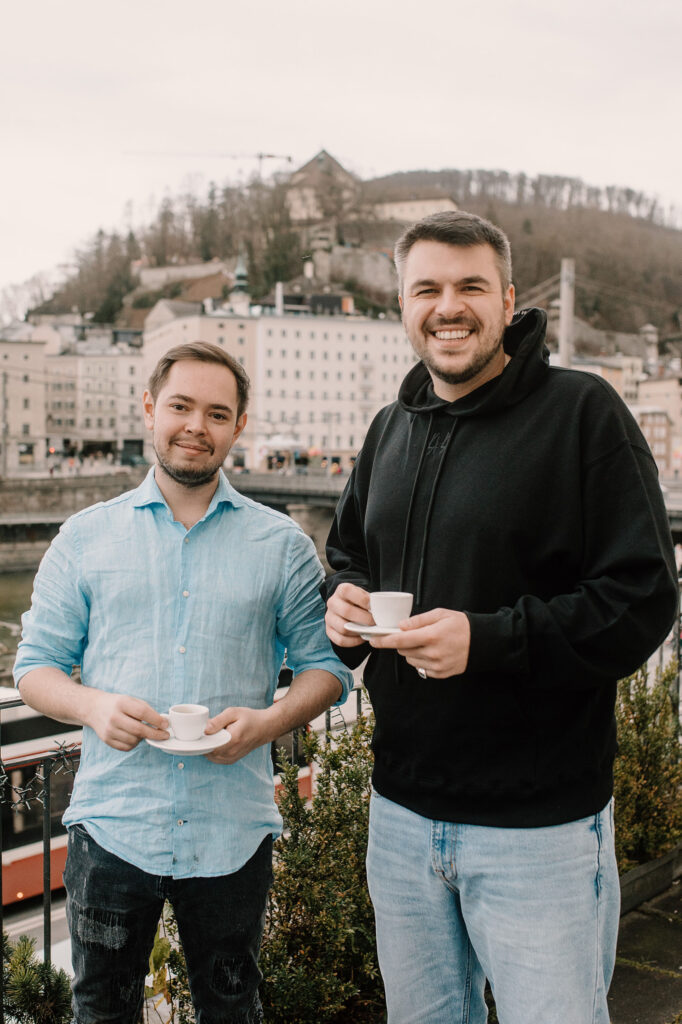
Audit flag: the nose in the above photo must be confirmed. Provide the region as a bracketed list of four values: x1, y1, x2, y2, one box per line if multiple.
[184, 409, 207, 435]
[434, 286, 466, 319]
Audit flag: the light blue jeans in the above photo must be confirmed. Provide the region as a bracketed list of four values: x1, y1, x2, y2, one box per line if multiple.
[366, 790, 620, 1024]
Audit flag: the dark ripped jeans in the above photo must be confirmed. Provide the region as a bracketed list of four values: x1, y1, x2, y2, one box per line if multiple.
[63, 823, 273, 1024]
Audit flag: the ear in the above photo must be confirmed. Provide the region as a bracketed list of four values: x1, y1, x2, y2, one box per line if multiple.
[142, 389, 155, 431]
[398, 293, 403, 312]
[503, 284, 515, 325]
[231, 412, 247, 447]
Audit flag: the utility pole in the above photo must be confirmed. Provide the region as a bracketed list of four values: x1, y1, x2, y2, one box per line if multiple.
[557, 258, 575, 368]
[1, 370, 8, 478]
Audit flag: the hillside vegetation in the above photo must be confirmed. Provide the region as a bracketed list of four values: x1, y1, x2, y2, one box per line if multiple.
[32, 169, 681, 336]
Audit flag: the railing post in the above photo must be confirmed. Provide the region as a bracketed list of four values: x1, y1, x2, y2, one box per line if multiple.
[0, 710, 4, 1024]
[42, 757, 53, 966]
[674, 579, 682, 733]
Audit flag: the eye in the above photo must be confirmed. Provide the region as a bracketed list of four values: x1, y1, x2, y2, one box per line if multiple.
[211, 412, 228, 421]
[415, 288, 437, 296]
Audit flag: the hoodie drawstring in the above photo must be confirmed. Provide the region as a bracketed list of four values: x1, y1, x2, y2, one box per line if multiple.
[398, 414, 432, 593]
[414, 422, 457, 606]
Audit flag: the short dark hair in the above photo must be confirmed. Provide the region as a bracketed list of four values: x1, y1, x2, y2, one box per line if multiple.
[148, 342, 250, 418]
[394, 211, 513, 294]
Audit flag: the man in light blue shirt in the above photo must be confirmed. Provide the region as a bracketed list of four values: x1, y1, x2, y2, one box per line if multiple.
[15, 341, 352, 1024]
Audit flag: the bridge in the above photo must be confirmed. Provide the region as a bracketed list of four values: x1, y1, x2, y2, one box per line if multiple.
[0, 471, 347, 572]
[2, 471, 682, 572]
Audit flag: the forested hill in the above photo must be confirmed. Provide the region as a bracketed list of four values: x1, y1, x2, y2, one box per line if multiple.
[31, 167, 681, 337]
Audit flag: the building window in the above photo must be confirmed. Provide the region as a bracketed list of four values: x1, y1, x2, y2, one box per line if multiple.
[23, 398, 30, 409]
[129, 366, 135, 375]
[22, 423, 30, 436]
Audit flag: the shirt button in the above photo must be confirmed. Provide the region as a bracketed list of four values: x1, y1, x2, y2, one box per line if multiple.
[177, 762, 185, 770]
[184, 538, 189, 544]
[179, 646, 186, 654]
[182, 590, 189, 598]
[177, 819, 184, 827]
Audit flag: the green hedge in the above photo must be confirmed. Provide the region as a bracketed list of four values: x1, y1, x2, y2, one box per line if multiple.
[613, 660, 682, 872]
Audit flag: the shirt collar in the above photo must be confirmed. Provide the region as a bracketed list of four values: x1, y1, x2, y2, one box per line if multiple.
[132, 467, 245, 518]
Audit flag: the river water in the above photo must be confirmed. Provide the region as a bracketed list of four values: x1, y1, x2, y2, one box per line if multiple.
[0, 570, 35, 681]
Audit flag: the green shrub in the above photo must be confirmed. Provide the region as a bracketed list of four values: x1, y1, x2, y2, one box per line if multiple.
[613, 661, 682, 872]
[259, 711, 384, 1023]
[1, 932, 72, 1024]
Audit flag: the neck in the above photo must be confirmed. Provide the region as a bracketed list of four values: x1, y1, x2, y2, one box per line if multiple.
[153, 466, 219, 529]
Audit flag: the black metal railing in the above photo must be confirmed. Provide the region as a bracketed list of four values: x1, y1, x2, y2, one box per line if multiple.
[0, 695, 80, 1021]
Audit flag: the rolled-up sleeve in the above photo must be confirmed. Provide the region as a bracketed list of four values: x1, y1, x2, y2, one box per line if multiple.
[277, 530, 353, 704]
[13, 521, 89, 685]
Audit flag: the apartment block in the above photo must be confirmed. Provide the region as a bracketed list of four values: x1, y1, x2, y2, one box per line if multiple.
[45, 347, 146, 460]
[0, 337, 48, 472]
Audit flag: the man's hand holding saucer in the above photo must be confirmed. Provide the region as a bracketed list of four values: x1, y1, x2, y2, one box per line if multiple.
[368, 608, 471, 679]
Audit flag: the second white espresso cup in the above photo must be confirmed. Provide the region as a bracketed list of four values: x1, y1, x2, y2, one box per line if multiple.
[168, 703, 209, 741]
[369, 591, 414, 628]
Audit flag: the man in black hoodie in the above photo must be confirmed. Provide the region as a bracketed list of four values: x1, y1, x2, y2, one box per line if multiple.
[323, 212, 678, 1024]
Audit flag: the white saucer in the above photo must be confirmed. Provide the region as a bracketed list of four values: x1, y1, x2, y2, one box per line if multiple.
[146, 728, 231, 756]
[344, 622, 404, 639]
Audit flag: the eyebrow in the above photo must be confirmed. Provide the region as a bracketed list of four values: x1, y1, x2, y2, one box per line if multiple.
[408, 274, 492, 292]
[167, 393, 233, 413]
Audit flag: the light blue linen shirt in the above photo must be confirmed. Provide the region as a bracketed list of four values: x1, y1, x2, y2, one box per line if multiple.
[14, 468, 352, 878]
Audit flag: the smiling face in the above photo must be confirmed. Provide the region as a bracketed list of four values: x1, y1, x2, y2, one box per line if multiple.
[143, 359, 247, 488]
[399, 241, 515, 402]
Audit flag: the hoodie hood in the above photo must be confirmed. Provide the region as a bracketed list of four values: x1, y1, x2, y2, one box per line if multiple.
[398, 306, 549, 418]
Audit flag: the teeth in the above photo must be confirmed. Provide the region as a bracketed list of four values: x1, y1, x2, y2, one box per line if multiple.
[433, 329, 471, 340]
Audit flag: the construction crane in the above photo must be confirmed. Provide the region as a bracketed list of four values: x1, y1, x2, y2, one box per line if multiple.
[124, 150, 294, 178]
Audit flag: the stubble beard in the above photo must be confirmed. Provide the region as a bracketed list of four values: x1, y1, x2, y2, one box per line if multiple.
[412, 312, 507, 387]
[154, 442, 222, 488]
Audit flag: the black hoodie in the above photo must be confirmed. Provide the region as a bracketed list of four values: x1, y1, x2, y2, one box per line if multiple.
[325, 308, 678, 827]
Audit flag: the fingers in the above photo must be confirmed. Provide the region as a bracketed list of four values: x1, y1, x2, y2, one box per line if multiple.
[368, 609, 470, 678]
[326, 583, 373, 646]
[205, 708, 239, 734]
[91, 694, 170, 750]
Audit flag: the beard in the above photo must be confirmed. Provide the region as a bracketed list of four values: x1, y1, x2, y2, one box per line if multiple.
[154, 440, 223, 488]
[411, 311, 507, 387]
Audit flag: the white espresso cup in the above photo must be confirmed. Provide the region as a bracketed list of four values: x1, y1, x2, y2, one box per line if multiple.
[369, 591, 414, 628]
[168, 703, 209, 741]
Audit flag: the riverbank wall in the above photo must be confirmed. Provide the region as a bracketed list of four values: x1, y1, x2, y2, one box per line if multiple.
[0, 471, 145, 572]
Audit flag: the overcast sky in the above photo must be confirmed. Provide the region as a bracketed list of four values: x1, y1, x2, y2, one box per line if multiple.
[2, 0, 680, 302]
